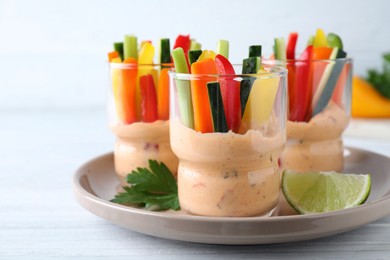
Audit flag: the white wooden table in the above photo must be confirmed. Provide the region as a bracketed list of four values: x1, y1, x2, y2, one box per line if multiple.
[1, 108, 389, 259]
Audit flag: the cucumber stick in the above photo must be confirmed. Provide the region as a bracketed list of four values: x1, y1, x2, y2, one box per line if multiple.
[207, 82, 228, 133]
[312, 48, 347, 117]
[189, 50, 202, 65]
[113, 42, 124, 60]
[217, 40, 229, 59]
[242, 57, 261, 74]
[240, 57, 260, 117]
[327, 33, 343, 50]
[312, 48, 339, 108]
[274, 37, 286, 60]
[249, 45, 262, 58]
[124, 35, 138, 60]
[171, 48, 194, 128]
[160, 38, 171, 64]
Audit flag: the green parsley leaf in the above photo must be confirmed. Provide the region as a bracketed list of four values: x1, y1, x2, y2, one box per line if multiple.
[366, 52, 390, 99]
[110, 160, 180, 211]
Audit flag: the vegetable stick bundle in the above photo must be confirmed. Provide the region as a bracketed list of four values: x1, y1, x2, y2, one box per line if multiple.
[272, 29, 350, 122]
[171, 41, 281, 134]
[108, 34, 202, 124]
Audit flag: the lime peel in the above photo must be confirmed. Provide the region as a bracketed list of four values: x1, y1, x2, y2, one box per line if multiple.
[282, 171, 371, 214]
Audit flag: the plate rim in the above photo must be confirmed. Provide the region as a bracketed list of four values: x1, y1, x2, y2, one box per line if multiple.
[73, 147, 390, 244]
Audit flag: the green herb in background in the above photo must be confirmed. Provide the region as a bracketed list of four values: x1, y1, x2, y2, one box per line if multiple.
[366, 53, 390, 99]
[111, 160, 180, 211]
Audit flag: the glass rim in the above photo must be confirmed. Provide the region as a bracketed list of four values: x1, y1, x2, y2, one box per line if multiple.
[262, 57, 353, 63]
[168, 64, 287, 79]
[109, 62, 174, 69]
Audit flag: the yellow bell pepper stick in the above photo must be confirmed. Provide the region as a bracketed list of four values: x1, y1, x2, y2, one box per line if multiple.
[240, 76, 280, 132]
[313, 28, 328, 48]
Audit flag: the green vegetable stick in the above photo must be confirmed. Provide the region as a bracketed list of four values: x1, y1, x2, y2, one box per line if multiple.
[311, 47, 339, 108]
[190, 39, 202, 50]
[240, 57, 261, 117]
[189, 50, 202, 65]
[159, 38, 171, 65]
[207, 81, 228, 133]
[274, 37, 286, 60]
[327, 33, 343, 49]
[124, 35, 138, 60]
[217, 40, 229, 59]
[249, 45, 262, 57]
[171, 48, 194, 128]
[113, 42, 124, 60]
[307, 35, 315, 46]
[312, 49, 347, 116]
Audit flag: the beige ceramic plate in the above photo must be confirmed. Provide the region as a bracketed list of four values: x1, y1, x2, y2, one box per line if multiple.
[73, 147, 390, 245]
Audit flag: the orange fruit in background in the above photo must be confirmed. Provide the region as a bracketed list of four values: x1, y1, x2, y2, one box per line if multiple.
[352, 76, 390, 118]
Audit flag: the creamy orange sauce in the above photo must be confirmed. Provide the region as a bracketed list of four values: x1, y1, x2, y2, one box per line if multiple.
[110, 120, 178, 185]
[281, 102, 349, 173]
[170, 119, 285, 217]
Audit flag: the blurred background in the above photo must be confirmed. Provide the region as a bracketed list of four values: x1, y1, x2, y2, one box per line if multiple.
[0, 0, 389, 110]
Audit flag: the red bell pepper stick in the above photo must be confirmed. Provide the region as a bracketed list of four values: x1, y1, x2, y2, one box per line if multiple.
[286, 32, 298, 60]
[173, 35, 191, 54]
[140, 74, 158, 123]
[289, 45, 313, 122]
[214, 54, 241, 133]
[173, 35, 191, 72]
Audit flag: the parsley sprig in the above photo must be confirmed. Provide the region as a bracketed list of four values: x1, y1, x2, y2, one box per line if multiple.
[111, 160, 180, 211]
[366, 52, 390, 99]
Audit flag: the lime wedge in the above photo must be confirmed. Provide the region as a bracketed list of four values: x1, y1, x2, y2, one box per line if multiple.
[282, 171, 371, 214]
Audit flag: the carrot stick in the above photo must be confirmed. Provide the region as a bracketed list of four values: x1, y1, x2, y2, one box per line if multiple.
[190, 58, 217, 133]
[158, 68, 170, 120]
[108, 51, 120, 62]
[119, 58, 138, 124]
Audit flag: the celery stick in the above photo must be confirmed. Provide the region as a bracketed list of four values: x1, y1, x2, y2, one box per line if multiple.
[171, 48, 194, 128]
[274, 37, 286, 60]
[172, 48, 189, 73]
[160, 38, 171, 64]
[307, 35, 314, 46]
[189, 50, 202, 65]
[113, 42, 124, 60]
[249, 45, 262, 57]
[217, 40, 229, 59]
[207, 82, 228, 133]
[190, 39, 202, 50]
[124, 35, 138, 60]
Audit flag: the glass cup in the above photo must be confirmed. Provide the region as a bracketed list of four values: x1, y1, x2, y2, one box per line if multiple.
[264, 57, 352, 215]
[263, 58, 352, 173]
[108, 62, 178, 185]
[169, 64, 287, 217]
